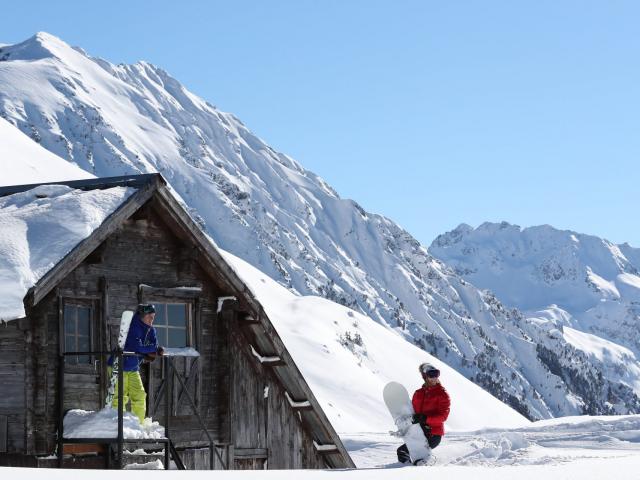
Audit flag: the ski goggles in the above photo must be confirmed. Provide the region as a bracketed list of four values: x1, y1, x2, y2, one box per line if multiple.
[421, 368, 440, 378]
[138, 304, 156, 314]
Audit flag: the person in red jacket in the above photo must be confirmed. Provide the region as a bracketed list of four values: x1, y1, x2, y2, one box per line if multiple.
[397, 362, 451, 464]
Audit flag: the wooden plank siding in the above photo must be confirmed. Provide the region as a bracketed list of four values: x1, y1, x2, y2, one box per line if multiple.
[0, 321, 25, 454]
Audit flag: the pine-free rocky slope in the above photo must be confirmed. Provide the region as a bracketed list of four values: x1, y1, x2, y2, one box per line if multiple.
[1, 32, 638, 420]
[431, 222, 640, 417]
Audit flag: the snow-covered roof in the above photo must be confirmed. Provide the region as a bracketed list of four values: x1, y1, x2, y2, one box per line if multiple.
[0, 183, 134, 320]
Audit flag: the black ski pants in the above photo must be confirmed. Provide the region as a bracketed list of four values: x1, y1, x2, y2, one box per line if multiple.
[397, 435, 441, 463]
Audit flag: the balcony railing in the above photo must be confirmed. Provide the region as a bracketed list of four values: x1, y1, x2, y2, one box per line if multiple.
[57, 349, 227, 470]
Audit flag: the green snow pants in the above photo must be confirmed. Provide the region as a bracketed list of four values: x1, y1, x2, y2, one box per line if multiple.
[107, 368, 147, 423]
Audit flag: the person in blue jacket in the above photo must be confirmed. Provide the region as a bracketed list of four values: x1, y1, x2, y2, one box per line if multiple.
[108, 304, 164, 423]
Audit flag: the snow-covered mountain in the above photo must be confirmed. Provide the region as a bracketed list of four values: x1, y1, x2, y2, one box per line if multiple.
[431, 222, 640, 416]
[1, 32, 635, 420]
[0, 116, 93, 185]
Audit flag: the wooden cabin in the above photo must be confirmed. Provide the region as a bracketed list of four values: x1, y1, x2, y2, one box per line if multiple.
[0, 174, 354, 470]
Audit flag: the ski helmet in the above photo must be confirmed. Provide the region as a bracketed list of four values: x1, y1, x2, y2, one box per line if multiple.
[138, 303, 156, 315]
[419, 362, 440, 378]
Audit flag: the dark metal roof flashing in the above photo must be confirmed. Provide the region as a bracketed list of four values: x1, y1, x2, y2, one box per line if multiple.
[0, 173, 164, 198]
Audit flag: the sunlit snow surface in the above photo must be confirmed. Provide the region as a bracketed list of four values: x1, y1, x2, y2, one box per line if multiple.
[345, 415, 640, 469]
[63, 408, 164, 439]
[0, 185, 134, 320]
[0, 117, 93, 186]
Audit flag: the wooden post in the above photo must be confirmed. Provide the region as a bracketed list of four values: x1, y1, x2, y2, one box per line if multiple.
[57, 355, 64, 468]
[164, 355, 170, 464]
[117, 350, 124, 469]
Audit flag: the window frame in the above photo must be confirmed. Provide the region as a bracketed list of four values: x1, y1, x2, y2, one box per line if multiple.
[148, 301, 194, 349]
[60, 299, 95, 368]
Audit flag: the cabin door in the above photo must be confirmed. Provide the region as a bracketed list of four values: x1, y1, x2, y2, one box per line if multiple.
[60, 299, 103, 412]
[145, 354, 201, 419]
[230, 336, 269, 468]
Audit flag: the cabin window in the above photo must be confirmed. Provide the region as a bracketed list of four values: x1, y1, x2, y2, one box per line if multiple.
[64, 304, 92, 364]
[153, 303, 190, 348]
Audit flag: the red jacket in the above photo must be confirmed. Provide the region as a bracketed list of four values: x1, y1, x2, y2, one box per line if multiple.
[412, 383, 451, 436]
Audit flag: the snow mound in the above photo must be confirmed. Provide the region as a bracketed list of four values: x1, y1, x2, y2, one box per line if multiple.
[63, 408, 164, 439]
[0, 185, 134, 320]
[452, 432, 531, 465]
[123, 460, 164, 470]
[0, 117, 93, 186]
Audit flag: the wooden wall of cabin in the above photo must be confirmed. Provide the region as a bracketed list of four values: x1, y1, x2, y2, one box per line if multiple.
[0, 319, 26, 455]
[24, 205, 233, 457]
[228, 314, 326, 469]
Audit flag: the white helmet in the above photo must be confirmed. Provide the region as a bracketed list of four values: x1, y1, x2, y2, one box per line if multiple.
[419, 362, 440, 376]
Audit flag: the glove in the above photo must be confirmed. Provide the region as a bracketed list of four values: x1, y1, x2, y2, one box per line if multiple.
[419, 423, 432, 437]
[412, 413, 427, 425]
[143, 353, 157, 363]
[157, 346, 165, 356]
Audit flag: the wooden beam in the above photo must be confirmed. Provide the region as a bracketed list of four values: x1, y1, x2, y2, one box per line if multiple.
[233, 447, 268, 459]
[285, 391, 313, 411]
[313, 441, 339, 454]
[238, 312, 259, 324]
[153, 186, 254, 299]
[249, 345, 285, 367]
[139, 283, 203, 299]
[0, 415, 7, 453]
[62, 443, 106, 455]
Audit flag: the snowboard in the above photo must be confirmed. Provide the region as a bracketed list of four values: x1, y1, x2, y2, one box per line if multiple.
[383, 381, 433, 465]
[105, 310, 134, 408]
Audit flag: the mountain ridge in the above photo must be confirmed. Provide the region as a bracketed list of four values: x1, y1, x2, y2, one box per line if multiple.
[2, 32, 639, 420]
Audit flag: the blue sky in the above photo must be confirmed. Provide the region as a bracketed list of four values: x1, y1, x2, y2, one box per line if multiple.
[4, 1, 640, 246]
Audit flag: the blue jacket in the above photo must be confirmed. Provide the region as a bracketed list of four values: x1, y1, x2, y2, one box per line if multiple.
[108, 313, 159, 371]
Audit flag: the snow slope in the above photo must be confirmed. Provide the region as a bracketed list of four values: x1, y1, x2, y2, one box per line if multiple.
[0, 117, 93, 186]
[1, 32, 634, 420]
[222, 251, 528, 434]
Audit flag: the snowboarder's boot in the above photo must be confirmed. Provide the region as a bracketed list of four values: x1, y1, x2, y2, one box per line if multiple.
[397, 444, 411, 463]
[413, 451, 436, 466]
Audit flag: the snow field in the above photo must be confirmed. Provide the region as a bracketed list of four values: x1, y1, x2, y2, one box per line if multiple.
[0, 117, 93, 186]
